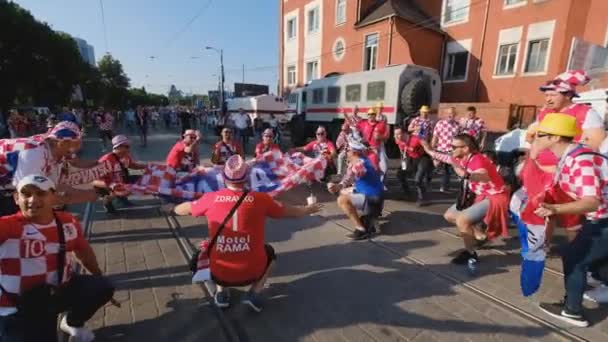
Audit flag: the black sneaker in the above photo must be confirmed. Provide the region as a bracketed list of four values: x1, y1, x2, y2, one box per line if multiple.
[451, 250, 477, 265]
[103, 201, 117, 215]
[539, 302, 589, 327]
[214, 289, 231, 309]
[347, 229, 370, 241]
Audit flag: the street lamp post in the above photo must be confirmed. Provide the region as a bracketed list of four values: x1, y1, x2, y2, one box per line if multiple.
[205, 46, 225, 114]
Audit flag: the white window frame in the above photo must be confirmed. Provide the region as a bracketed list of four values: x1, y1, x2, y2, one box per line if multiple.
[503, 0, 527, 9]
[333, 37, 346, 61]
[443, 39, 471, 83]
[335, 0, 346, 26]
[306, 60, 319, 83]
[494, 43, 518, 77]
[286, 17, 297, 40]
[493, 26, 523, 78]
[286, 65, 297, 86]
[522, 20, 555, 76]
[363, 33, 379, 71]
[441, 0, 470, 27]
[307, 6, 320, 33]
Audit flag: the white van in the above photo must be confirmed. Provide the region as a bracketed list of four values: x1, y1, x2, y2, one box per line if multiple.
[573, 88, 608, 121]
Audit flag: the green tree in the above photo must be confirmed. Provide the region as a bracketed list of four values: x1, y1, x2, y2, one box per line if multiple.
[0, 1, 90, 114]
[98, 54, 130, 108]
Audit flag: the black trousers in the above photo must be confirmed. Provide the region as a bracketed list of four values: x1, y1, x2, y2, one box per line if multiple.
[0, 275, 114, 342]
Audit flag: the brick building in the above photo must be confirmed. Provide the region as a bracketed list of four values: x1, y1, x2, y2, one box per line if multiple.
[279, 0, 608, 108]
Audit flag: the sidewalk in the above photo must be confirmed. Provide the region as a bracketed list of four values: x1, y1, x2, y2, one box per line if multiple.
[84, 199, 225, 341]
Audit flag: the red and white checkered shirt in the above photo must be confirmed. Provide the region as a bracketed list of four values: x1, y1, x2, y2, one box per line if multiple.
[213, 141, 243, 165]
[96, 112, 114, 131]
[555, 145, 608, 220]
[0, 137, 48, 189]
[431, 152, 506, 196]
[459, 117, 486, 140]
[340, 158, 367, 187]
[433, 119, 460, 153]
[408, 117, 433, 140]
[0, 212, 87, 313]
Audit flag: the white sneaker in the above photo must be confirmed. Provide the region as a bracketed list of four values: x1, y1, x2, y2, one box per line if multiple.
[587, 272, 602, 287]
[60, 316, 95, 342]
[584, 284, 608, 303]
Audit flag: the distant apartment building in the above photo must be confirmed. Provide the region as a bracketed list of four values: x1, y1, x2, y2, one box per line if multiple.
[279, 0, 608, 106]
[73, 37, 96, 66]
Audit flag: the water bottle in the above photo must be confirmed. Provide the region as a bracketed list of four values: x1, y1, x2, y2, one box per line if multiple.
[467, 258, 478, 276]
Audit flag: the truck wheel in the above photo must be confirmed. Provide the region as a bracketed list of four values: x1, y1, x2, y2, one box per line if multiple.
[400, 78, 431, 118]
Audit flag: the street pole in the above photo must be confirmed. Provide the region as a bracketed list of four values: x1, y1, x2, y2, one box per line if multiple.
[220, 49, 225, 115]
[242, 64, 245, 83]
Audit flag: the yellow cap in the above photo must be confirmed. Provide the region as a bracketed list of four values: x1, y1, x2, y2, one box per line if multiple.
[537, 113, 579, 137]
[367, 108, 378, 115]
[419, 105, 430, 112]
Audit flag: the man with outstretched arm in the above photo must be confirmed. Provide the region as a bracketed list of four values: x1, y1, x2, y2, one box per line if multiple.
[171, 155, 321, 312]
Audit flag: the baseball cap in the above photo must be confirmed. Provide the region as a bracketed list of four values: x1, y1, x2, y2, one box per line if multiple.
[537, 113, 580, 138]
[222, 155, 249, 183]
[112, 135, 130, 149]
[17, 174, 56, 192]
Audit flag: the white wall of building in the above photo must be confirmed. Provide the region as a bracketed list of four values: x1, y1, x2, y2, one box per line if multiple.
[283, 8, 299, 87]
[303, 0, 323, 83]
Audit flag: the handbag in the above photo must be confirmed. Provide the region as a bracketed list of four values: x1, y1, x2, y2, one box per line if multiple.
[191, 190, 250, 281]
[0, 213, 67, 323]
[456, 154, 477, 211]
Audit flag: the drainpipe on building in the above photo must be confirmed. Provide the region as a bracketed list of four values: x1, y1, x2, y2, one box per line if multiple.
[356, 0, 361, 23]
[387, 16, 395, 66]
[473, 0, 490, 102]
[279, 0, 284, 97]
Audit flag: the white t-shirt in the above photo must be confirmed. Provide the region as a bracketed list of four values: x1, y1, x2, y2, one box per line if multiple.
[580, 107, 604, 130]
[231, 113, 249, 129]
[12, 145, 61, 187]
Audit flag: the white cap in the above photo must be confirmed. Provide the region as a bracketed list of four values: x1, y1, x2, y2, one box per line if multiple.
[17, 175, 56, 192]
[348, 139, 367, 152]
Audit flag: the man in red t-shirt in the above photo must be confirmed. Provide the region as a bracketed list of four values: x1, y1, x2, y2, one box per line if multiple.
[0, 174, 115, 341]
[211, 127, 243, 165]
[94, 135, 147, 214]
[173, 155, 321, 312]
[394, 127, 432, 205]
[166, 129, 202, 172]
[356, 108, 388, 178]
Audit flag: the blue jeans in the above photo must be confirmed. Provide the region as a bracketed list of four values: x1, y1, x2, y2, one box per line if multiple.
[562, 217, 608, 313]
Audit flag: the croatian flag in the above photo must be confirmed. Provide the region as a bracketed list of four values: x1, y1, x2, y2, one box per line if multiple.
[126, 150, 327, 201]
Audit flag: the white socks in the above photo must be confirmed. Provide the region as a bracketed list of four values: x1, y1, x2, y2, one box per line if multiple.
[60, 316, 95, 342]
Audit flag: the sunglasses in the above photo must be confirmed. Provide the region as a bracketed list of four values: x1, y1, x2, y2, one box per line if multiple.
[451, 145, 466, 149]
[535, 132, 551, 138]
[316, 132, 326, 136]
[222, 131, 233, 134]
[263, 135, 273, 138]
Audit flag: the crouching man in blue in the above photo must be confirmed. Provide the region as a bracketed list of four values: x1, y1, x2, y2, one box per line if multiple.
[0, 175, 116, 342]
[327, 140, 384, 240]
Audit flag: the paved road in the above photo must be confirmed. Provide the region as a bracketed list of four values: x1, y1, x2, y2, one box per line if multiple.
[75, 127, 608, 341]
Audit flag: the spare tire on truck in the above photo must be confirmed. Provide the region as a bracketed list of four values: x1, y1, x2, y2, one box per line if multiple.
[400, 78, 431, 120]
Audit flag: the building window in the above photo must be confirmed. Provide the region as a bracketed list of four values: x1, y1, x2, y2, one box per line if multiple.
[327, 86, 341, 103]
[445, 52, 468, 81]
[333, 39, 345, 61]
[363, 33, 378, 71]
[442, 0, 469, 25]
[336, 0, 346, 25]
[287, 18, 297, 40]
[307, 7, 320, 33]
[345, 84, 361, 102]
[504, 0, 526, 6]
[312, 88, 324, 104]
[367, 82, 385, 101]
[495, 43, 518, 75]
[524, 39, 549, 73]
[306, 60, 319, 82]
[287, 65, 296, 85]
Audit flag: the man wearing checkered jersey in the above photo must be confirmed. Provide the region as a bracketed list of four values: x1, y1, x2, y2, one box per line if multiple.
[533, 113, 608, 328]
[0, 175, 115, 341]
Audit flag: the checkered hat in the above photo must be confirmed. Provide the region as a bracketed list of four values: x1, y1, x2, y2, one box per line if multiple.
[46, 121, 81, 140]
[223, 155, 249, 183]
[539, 70, 590, 96]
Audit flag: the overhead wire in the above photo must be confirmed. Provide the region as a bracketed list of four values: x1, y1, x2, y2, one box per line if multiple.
[99, 0, 109, 53]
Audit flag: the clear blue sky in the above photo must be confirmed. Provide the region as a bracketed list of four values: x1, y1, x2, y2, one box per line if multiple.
[14, 0, 278, 96]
